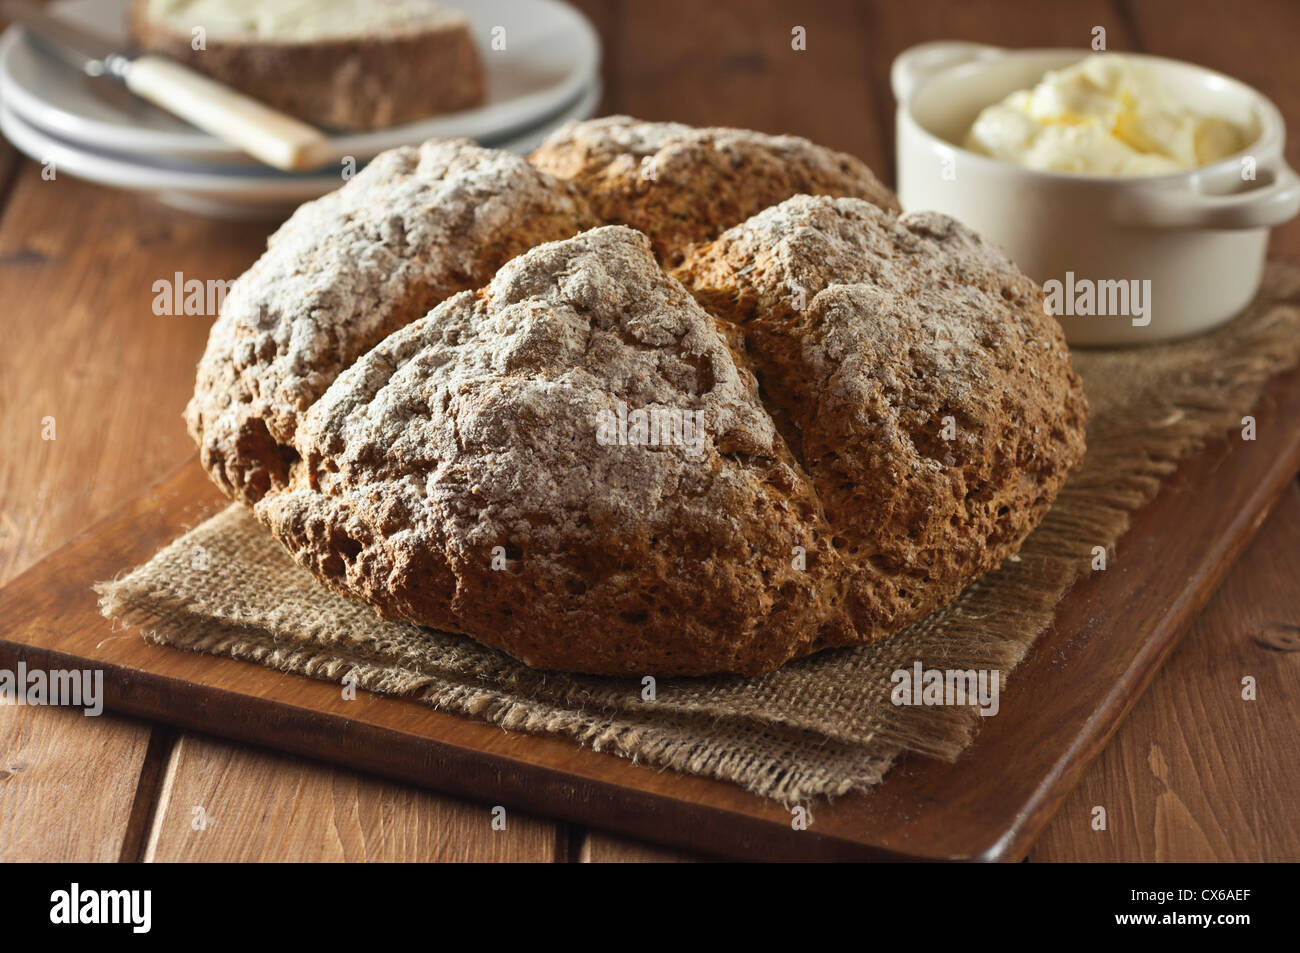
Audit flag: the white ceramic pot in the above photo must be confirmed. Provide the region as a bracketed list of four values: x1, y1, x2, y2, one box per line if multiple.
[892, 42, 1300, 345]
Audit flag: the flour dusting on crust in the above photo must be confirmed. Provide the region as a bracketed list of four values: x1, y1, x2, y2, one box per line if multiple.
[186, 139, 599, 503]
[186, 121, 1089, 675]
[256, 227, 848, 674]
[530, 115, 900, 263]
[674, 195, 1088, 644]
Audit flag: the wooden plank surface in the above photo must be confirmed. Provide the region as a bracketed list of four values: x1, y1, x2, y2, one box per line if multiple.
[609, 0, 890, 172]
[0, 704, 155, 862]
[1, 0, 1298, 862]
[1030, 480, 1300, 862]
[0, 166, 265, 863]
[0, 172, 263, 584]
[144, 735, 559, 862]
[0, 121, 172, 861]
[582, 829, 697, 863]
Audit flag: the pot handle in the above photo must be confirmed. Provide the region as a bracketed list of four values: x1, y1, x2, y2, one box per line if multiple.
[1110, 161, 1300, 229]
[891, 41, 1006, 104]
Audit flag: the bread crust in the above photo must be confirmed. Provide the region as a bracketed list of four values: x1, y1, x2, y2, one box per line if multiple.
[127, 0, 485, 130]
[674, 196, 1089, 645]
[255, 227, 850, 675]
[188, 120, 1089, 676]
[185, 139, 601, 503]
[530, 116, 900, 264]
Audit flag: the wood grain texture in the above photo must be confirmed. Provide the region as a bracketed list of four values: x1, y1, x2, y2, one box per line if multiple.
[144, 734, 558, 862]
[0, 704, 153, 862]
[582, 829, 699, 863]
[0, 131, 175, 866]
[610, 0, 888, 171]
[0, 169, 265, 586]
[0, 165, 269, 861]
[1031, 480, 1300, 862]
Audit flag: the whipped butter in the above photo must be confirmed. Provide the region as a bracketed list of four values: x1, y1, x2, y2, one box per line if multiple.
[963, 55, 1246, 175]
[144, 0, 461, 43]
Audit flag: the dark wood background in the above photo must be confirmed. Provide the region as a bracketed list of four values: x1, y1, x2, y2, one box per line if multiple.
[0, 0, 1297, 861]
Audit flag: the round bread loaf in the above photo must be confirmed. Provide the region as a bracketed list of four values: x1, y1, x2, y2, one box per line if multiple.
[187, 118, 1088, 676]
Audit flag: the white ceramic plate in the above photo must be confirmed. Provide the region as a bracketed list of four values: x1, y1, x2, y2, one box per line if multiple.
[0, 0, 600, 164]
[0, 79, 601, 218]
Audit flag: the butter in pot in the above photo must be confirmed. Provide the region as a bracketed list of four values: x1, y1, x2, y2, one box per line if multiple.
[963, 54, 1246, 175]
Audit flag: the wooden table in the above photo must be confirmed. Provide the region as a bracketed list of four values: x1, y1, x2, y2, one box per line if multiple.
[1, 0, 1297, 863]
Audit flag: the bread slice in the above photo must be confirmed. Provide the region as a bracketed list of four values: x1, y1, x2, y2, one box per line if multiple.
[128, 0, 485, 131]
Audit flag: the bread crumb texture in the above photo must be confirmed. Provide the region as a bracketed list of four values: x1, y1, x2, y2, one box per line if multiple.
[190, 119, 1088, 675]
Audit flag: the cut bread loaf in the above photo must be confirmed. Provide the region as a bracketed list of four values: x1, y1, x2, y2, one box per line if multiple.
[128, 0, 485, 130]
[187, 117, 1089, 676]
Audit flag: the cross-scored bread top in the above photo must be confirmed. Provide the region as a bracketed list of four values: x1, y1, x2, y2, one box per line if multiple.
[186, 120, 1088, 675]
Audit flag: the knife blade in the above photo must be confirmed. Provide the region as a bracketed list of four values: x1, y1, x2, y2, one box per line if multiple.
[1, 0, 131, 78]
[0, 0, 331, 172]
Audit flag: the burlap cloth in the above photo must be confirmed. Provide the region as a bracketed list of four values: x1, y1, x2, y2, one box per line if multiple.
[97, 263, 1300, 803]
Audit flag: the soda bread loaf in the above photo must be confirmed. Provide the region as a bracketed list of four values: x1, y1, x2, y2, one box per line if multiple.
[187, 117, 1088, 676]
[128, 0, 485, 130]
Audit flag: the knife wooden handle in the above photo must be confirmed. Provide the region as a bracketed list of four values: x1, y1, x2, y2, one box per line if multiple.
[123, 54, 331, 172]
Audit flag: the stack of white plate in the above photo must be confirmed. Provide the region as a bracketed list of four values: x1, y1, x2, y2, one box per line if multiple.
[0, 0, 602, 218]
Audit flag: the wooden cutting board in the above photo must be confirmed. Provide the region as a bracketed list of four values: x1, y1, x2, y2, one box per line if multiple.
[3, 366, 1299, 862]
